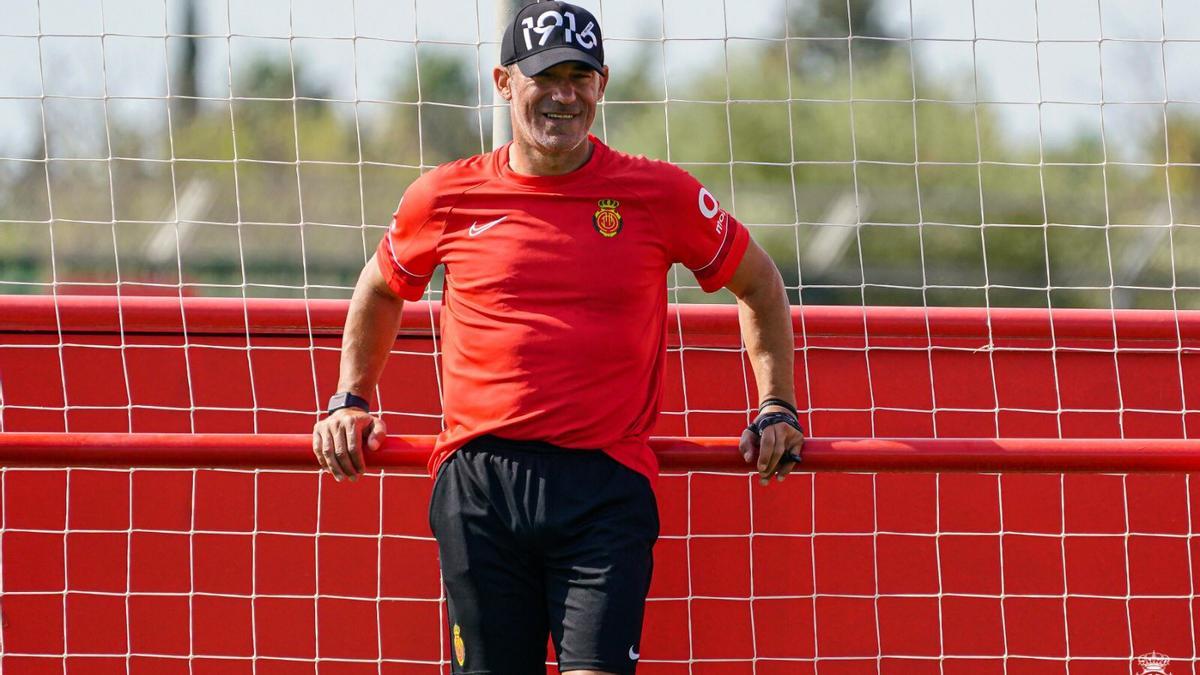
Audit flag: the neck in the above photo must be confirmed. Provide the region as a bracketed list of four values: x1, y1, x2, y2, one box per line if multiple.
[507, 136, 594, 176]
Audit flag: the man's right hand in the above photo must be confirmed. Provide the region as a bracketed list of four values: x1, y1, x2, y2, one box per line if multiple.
[312, 408, 386, 482]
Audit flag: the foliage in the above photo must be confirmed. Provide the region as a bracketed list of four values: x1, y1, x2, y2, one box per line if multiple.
[1, 2, 1198, 309]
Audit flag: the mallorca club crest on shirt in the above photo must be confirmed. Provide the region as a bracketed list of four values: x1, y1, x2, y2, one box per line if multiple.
[453, 624, 466, 666]
[1136, 651, 1171, 675]
[593, 198, 623, 238]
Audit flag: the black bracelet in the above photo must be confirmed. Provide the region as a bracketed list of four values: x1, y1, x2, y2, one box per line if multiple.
[326, 391, 371, 416]
[758, 397, 798, 417]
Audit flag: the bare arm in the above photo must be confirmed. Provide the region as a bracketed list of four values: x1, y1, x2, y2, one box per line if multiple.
[724, 238, 803, 484]
[312, 261, 405, 481]
[337, 261, 406, 397]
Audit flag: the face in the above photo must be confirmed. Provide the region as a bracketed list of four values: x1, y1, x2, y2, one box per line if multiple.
[495, 61, 609, 157]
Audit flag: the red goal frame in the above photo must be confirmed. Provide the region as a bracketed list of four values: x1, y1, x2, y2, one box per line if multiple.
[3, 295, 1200, 674]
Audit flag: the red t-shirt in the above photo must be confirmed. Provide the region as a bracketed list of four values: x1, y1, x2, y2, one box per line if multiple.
[375, 135, 750, 482]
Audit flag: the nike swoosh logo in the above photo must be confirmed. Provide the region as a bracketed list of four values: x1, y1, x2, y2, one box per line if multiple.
[468, 216, 506, 237]
[629, 646, 640, 660]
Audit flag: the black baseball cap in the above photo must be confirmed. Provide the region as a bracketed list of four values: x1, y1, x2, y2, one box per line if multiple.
[500, 1, 604, 76]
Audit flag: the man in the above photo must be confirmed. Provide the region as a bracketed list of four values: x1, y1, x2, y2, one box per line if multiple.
[312, 2, 803, 673]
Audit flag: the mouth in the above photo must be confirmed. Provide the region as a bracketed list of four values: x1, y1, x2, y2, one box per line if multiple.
[542, 112, 577, 121]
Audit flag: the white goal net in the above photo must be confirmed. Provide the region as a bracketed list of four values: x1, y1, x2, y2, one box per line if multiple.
[1, 0, 1198, 308]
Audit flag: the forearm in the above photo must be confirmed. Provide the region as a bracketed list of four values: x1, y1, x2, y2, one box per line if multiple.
[735, 266, 796, 408]
[336, 263, 406, 399]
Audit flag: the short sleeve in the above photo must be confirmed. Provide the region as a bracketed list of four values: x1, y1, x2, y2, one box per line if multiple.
[663, 167, 751, 293]
[374, 171, 446, 301]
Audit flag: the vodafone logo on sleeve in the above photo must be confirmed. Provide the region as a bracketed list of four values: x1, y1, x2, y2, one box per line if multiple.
[698, 187, 719, 219]
[698, 186, 725, 233]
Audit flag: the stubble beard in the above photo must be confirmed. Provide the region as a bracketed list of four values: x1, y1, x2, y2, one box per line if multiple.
[521, 112, 589, 156]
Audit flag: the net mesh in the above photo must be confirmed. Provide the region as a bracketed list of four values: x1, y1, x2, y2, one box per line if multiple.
[2, 467, 1198, 672]
[2, 298, 1197, 672]
[2, 0, 1199, 306]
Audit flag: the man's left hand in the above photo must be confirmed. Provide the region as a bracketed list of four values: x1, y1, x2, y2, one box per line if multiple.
[740, 411, 805, 485]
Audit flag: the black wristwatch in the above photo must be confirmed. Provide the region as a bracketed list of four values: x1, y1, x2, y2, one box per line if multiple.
[326, 391, 371, 415]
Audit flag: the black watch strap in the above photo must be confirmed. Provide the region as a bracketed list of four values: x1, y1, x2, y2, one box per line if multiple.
[747, 411, 805, 438]
[327, 391, 370, 415]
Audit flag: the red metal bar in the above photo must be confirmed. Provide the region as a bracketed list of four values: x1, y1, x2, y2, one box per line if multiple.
[2, 433, 1200, 472]
[3, 295, 1199, 343]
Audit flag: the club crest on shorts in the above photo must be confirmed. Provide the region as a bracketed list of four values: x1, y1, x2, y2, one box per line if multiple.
[592, 198, 623, 238]
[1136, 651, 1171, 675]
[453, 624, 466, 666]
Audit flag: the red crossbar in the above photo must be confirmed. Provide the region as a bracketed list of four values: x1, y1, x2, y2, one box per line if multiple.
[3, 433, 1200, 472]
[3, 295, 1199, 343]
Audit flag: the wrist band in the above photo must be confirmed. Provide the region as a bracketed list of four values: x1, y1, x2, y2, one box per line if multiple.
[326, 391, 370, 416]
[746, 411, 805, 464]
[758, 397, 798, 417]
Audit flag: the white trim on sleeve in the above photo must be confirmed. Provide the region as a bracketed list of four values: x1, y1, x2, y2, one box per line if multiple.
[385, 232, 434, 280]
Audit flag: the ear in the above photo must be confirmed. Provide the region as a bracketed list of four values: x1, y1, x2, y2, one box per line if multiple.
[597, 65, 610, 101]
[493, 66, 513, 101]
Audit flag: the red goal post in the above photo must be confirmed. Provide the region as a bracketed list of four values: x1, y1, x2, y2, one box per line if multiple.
[3, 295, 1200, 674]
[4, 434, 1200, 473]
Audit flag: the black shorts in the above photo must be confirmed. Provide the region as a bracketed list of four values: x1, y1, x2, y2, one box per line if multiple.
[429, 435, 659, 675]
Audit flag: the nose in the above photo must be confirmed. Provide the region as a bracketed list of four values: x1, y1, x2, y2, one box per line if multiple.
[549, 78, 577, 104]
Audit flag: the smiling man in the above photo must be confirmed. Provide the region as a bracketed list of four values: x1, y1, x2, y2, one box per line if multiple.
[311, 2, 803, 673]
